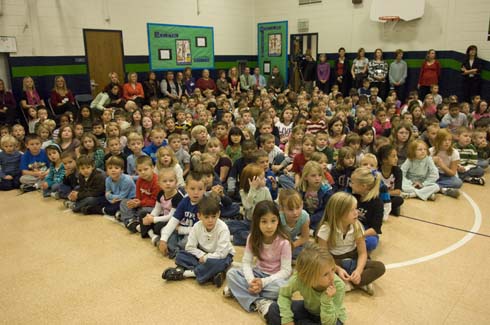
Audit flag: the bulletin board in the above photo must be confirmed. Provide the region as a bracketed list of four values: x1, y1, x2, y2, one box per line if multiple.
[257, 21, 288, 82]
[147, 23, 214, 71]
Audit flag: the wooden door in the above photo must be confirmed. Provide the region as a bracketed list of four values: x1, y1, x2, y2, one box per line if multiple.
[84, 30, 124, 96]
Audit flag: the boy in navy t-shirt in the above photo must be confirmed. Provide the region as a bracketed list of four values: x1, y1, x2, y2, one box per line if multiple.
[159, 171, 206, 258]
[19, 134, 50, 192]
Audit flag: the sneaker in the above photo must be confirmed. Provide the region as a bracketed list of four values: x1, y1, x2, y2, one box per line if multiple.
[162, 267, 185, 281]
[50, 192, 60, 200]
[213, 272, 224, 288]
[444, 188, 460, 198]
[427, 193, 436, 201]
[401, 192, 416, 199]
[63, 200, 75, 209]
[114, 211, 122, 221]
[469, 177, 485, 186]
[360, 283, 375, 295]
[223, 286, 234, 298]
[20, 184, 36, 193]
[254, 298, 273, 319]
[81, 206, 90, 215]
[151, 235, 160, 247]
[126, 219, 139, 233]
[390, 206, 400, 216]
[344, 281, 354, 292]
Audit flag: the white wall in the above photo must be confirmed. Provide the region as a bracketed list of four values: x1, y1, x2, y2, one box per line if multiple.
[1, 0, 256, 56]
[1, 0, 489, 59]
[254, 0, 490, 59]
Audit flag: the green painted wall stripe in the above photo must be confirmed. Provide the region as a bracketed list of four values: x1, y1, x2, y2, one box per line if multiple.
[11, 59, 490, 81]
[125, 63, 149, 72]
[11, 65, 87, 78]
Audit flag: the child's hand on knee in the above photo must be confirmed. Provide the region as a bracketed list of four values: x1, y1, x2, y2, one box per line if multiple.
[336, 266, 350, 281]
[142, 214, 154, 225]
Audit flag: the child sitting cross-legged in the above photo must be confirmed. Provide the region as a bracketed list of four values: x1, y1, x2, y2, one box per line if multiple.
[159, 171, 207, 258]
[141, 168, 186, 246]
[0, 135, 22, 191]
[65, 155, 105, 214]
[162, 194, 235, 287]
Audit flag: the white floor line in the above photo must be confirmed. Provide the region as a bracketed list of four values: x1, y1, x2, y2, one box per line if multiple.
[385, 191, 482, 269]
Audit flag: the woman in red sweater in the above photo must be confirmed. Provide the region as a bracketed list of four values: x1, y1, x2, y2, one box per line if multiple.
[195, 69, 217, 93]
[123, 72, 145, 107]
[417, 49, 441, 100]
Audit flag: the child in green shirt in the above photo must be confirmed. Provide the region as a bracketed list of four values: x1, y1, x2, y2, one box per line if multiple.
[265, 243, 347, 325]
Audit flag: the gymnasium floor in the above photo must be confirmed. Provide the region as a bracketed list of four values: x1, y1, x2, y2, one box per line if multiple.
[1, 180, 489, 324]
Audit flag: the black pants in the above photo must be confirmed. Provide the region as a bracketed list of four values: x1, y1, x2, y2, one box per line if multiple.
[390, 195, 404, 216]
[463, 78, 481, 102]
[370, 81, 387, 100]
[266, 301, 343, 325]
[418, 86, 431, 101]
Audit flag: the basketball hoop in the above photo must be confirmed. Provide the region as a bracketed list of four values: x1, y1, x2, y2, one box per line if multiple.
[379, 16, 401, 32]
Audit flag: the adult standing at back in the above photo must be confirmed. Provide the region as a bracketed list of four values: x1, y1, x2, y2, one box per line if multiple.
[368, 48, 388, 100]
[461, 45, 483, 102]
[239, 67, 255, 93]
[316, 54, 330, 95]
[351, 48, 369, 90]
[418, 49, 441, 100]
[389, 49, 408, 103]
[333, 47, 350, 96]
[50, 76, 76, 115]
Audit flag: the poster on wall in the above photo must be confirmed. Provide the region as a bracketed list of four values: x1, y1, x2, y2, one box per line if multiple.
[258, 21, 288, 81]
[147, 23, 214, 70]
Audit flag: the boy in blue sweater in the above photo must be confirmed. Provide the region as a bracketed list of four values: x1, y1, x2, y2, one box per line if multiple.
[0, 135, 22, 190]
[143, 127, 167, 163]
[19, 134, 50, 192]
[84, 156, 136, 215]
[159, 171, 206, 259]
[41, 143, 65, 198]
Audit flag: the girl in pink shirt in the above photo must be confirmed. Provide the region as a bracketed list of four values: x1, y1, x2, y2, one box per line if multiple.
[224, 201, 292, 317]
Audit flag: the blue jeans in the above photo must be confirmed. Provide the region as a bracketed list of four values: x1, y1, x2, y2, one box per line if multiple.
[175, 251, 233, 284]
[225, 219, 251, 246]
[365, 235, 379, 252]
[459, 166, 485, 180]
[266, 301, 344, 325]
[42, 183, 61, 197]
[226, 268, 288, 312]
[167, 232, 188, 259]
[437, 174, 463, 189]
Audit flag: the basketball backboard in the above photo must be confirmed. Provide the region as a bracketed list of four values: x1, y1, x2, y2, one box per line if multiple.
[370, 0, 425, 22]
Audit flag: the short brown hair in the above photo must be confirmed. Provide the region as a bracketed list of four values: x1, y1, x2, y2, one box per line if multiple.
[198, 193, 221, 216]
[77, 155, 95, 168]
[135, 155, 153, 168]
[106, 156, 125, 169]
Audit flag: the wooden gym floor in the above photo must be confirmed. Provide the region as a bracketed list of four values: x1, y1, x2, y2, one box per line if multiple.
[1, 178, 489, 324]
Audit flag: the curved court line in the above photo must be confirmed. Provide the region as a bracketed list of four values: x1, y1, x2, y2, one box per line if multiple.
[385, 191, 482, 269]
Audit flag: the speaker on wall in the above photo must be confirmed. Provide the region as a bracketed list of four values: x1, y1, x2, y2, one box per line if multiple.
[352, 0, 362, 4]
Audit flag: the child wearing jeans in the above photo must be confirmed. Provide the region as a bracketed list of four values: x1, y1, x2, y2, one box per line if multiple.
[20, 134, 50, 192]
[65, 155, 105, 214]
[120, 155, 159, 231]
[162, 194, 235, 287]
[0, 135, 22, 190]
[159, 171, 206, 258]
[41, 143, 65, 198]
[224, 201, 292, 318]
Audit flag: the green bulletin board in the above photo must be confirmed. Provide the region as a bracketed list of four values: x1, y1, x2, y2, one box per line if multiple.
[147, 23, 214, 71]
[257, 21, 288, 83]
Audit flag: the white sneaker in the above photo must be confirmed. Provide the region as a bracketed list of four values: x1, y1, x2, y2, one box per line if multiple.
[115, 211, 122, 221]
[360, 283, 375, 295]
[222, 286, 233, 298]
[151, 235, 160, 246]
[344, 281, 354, 292]
[254, 298, 273, 319]
[428, 193, 436, 201]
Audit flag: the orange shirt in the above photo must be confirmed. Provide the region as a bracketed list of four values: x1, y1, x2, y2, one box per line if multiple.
[123, 82, 144, 100]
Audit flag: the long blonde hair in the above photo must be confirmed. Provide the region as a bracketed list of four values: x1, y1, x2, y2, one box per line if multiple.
[351, 167, 381, 202]
[155, 146, 178, 170]
[316, 192, 363, 249]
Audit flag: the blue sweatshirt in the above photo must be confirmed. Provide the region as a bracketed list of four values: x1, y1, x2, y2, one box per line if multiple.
[143, 141, 168, 163]
[0, 151, 22, 178]
[105, 173, 136, 201]
[20, 149, 50, 172]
